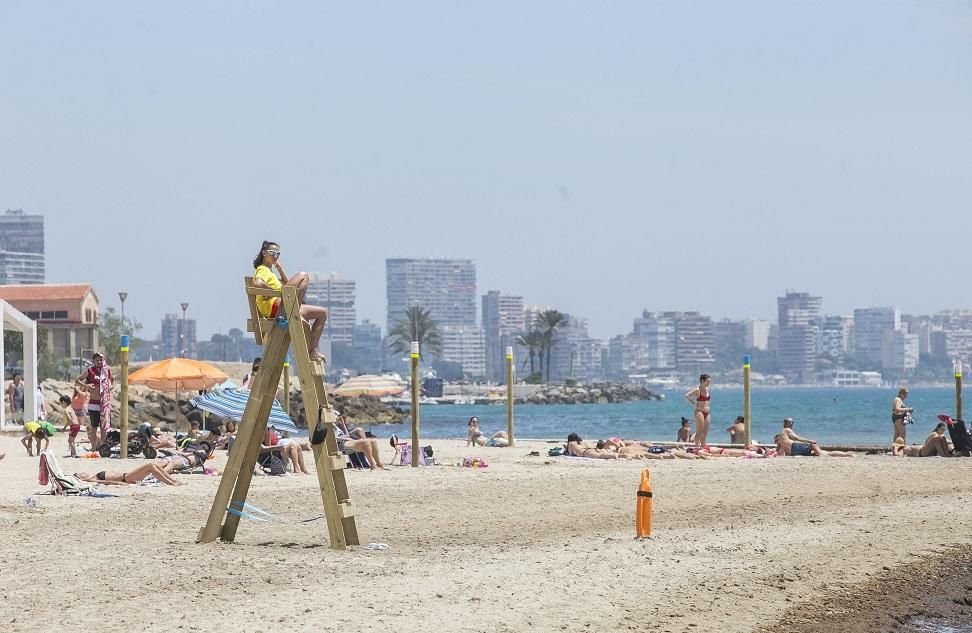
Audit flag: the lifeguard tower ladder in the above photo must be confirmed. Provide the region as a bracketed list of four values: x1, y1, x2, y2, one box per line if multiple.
[197, 280, 359, 549]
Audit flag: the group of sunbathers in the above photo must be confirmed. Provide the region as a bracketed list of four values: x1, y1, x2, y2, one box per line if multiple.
[565, 417, 863, 460]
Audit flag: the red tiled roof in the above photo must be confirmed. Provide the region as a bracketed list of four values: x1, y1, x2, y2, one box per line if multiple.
[0, 284, 97, 302]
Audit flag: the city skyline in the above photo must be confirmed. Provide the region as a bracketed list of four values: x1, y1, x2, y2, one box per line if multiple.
[1, 3, 967, 340]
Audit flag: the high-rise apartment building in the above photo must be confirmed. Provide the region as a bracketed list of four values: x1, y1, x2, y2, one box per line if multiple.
[385, 258, 476, 336]
[633, 312, 676, 371]
[820, 315, 854, 364]
[854, 307, 900, 370]
[482, 291, 524, 382]
[882, 329, 919, 375]
[160, 314, 197, 358]
[745, 320, 771, 351]
[352, 320, 383, 374]
[439, 325, 486, 378]
[305, 273, 356, 345]
[0, 209, 45, 284]
[777, 292, 822, 380]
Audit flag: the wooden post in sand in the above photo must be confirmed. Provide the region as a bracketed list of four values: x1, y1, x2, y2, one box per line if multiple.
[743, 354, 751, 447]
[506, 346, 515, 447]
[120, 335, 130, 458]
[282, 357, 290, 415]
[956, 362, 963, 422]
[410, 341, 420, 467]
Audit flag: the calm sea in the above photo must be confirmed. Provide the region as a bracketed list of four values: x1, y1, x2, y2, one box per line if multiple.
[379, 387, 963, 445]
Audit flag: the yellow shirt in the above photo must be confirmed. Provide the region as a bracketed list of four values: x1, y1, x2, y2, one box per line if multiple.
[254, 265, 282, 317]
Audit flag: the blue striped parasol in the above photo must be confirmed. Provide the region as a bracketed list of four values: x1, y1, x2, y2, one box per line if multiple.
[190, 389, 299, 434]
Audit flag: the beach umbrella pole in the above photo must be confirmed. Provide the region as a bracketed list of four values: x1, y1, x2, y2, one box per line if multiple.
[120, 335, 130, 458]
[743, 355, 751, 447]
[506, 346, 515, 447]
[411, 342, 420, 467]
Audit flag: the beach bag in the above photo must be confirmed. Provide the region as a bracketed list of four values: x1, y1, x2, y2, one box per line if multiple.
[260, 453, 288, 476]
[548, 447, 565, 457]
[423, 446, 434, 458]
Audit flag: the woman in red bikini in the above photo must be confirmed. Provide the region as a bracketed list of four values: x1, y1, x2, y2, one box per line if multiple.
[251, 240, 328, 362]
[684, 374, 712, 451]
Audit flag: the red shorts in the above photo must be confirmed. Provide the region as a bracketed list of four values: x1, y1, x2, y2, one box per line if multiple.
[69, 424, 81, 438]
[268, 298, 280, 318]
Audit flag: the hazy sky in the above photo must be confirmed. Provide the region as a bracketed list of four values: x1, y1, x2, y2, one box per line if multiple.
[2, 2, 969, 341]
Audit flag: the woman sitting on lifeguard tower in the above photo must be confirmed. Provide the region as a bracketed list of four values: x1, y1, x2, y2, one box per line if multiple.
[251, 240, 327, 362]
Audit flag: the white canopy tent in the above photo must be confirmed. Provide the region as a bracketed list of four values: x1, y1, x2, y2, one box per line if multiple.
[1, 299, 37, 431]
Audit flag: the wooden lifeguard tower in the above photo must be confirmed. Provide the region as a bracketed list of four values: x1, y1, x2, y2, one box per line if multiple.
[197, 281, 359, 549]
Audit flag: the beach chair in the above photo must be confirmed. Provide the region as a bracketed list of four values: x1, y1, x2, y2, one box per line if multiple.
[389, 434, 427, 466]
[938, 415, 972, 457]
[38, 450, 91, 495]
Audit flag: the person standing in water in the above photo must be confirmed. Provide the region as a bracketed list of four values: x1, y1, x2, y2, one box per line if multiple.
[685, 374, 712, 450]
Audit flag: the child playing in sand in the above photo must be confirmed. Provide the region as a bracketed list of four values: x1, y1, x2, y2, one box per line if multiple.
[22, 420, 57, 456]
[58, 395, 81, 457]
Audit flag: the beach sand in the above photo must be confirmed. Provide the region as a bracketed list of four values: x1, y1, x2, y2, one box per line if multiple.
[1, 432, 970, 633]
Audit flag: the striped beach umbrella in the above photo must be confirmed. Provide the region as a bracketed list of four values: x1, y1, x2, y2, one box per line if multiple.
[332, 374, 404, 397]
[190, 389, 299, 434]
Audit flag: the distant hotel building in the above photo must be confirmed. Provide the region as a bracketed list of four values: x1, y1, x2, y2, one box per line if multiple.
[482, 291, 524, 382]
[777, 291, 822, 380]
[385, 258, 476, 335]
[438, 325, 487, 378]
[0, 209, 45, 284]
[854, 307, 900, 370]
[160, 314, 197, 358]
[305, 273, 356, 345]
[352, 320, 383, 374]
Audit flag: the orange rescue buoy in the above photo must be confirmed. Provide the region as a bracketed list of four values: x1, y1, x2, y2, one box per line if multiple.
[636, 467, 653, 538]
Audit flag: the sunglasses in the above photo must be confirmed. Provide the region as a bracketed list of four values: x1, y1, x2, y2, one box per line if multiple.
[265, 250, 280, 257]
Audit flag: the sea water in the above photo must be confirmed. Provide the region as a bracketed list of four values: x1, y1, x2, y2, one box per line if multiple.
[386, 387, 960, 445]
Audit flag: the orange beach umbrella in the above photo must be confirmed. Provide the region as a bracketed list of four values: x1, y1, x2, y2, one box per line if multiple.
[332, 374, 404, 397]
[128, 358, 229, 391]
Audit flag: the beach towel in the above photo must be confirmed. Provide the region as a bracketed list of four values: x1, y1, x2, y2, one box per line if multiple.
[99, 364, 112, 433]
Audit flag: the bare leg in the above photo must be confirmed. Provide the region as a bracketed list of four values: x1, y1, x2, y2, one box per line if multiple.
[693, 411, 706, 449]
[893, 420, 906, 443]
[87, 426, 98, 451]
[21, 435, 33, 456]
[299, 304, 327, 360]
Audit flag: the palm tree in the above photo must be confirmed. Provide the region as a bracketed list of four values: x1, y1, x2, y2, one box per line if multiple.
[388, 306, 442, 359]
[515, 330, 544, 375]
[535, 309, 568, 382]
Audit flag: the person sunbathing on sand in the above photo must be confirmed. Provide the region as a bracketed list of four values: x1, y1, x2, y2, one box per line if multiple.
[567, 433, 619, 459]
[75, 462, 183, 486]
[892, 423, 951, 457]
[774, 433, 854, 457]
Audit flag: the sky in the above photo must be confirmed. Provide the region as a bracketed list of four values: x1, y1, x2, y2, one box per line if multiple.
[1, 1, 969, 341]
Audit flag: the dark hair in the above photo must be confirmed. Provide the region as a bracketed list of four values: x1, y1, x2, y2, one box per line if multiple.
[936, 422, 947, 432]
[595, 439, 605, 449]
[251, 356, 262, 370]
[567, 433, 582, 443]
[699, 374, 710, 384]
[92, 352, 103, 360]
[735, 416, 745, 424]
[252, 241, 278, 269]
[680, 417, 690, 427]
[468, 417, 478, 425]
[59, 395, 71, 406]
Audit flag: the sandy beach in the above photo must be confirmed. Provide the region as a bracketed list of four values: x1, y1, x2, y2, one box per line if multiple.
[1, 432, 971, 633]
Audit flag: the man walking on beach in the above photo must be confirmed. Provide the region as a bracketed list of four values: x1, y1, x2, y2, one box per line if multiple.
[75, 352, 112, 449]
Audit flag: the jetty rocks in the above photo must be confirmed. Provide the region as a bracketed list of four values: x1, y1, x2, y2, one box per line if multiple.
[520, 382, 662, 405]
